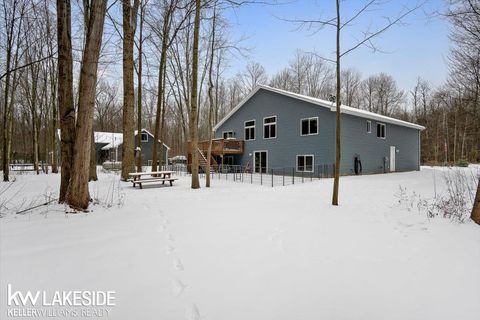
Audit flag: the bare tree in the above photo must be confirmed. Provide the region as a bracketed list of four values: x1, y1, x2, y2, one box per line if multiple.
[1, 0, 26, 181]
[237, 61, 267, 94]
[66, 0, 107, 209]
[121, 0, 140, 180]
[57, 0, 76, 202]
[206, 1, 218, 188]
[135, 0, 147, 173]
[190, 0, 201, 189]
[287, 0, 423, 205]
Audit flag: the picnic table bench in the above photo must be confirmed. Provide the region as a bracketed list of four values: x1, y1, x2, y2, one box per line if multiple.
[128, 171, 178, 189]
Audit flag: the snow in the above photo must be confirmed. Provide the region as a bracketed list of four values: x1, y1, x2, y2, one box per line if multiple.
[1, 167, 479, 319]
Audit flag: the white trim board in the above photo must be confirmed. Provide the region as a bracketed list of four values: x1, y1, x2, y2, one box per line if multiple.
[213, 85, 426, 132]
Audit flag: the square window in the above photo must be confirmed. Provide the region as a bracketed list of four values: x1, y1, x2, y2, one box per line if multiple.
[141, 133, 148, 142]
[296, 155, 314, 172]
[300, 117, 318, 136]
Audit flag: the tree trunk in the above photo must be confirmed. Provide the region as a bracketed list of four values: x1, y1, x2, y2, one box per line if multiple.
[66, 0, 107, 209]
[57, 0, 76, 202]
[89, 130, 97, 181]
[332, 0, 341, 206]
[206, 4, 217, 188]
[472, 178, 480, 225]
[121, 0, 139, 180]
[189, 0, 201, 189]
[136, 2, 144, 173]
[152, 11, 170, 173]
[159, 61, 168, 170]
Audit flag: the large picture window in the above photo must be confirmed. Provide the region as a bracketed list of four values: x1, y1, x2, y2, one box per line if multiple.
[263, 116, 277, 139]
[301, 117, 318, 136]
[296, 155, 314, 172]
[244, 120, 255, 141]
[376, 123, 386, 139]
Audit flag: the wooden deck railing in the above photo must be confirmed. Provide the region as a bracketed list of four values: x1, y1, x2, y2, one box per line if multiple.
[187, 138, 244, 155]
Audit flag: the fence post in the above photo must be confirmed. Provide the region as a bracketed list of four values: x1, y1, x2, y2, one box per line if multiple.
[292, 167, 295, 185]
[261, 169, 263, 185]
[251, 169, 253, 184]
[302, 170, 304, 183]
[283, 167, 285, 186]
[271, 168, 274, 187]
[311, 170, 313, 181]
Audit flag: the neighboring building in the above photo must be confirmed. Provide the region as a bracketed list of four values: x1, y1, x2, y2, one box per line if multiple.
[188, 85, 425, 175]
[95, 129, 169, 166]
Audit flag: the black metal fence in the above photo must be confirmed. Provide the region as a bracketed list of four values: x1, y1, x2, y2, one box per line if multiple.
[162, 164, 335, 187]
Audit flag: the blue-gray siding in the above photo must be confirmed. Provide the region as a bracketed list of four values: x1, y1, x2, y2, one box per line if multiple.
[215, 89, 420, 174]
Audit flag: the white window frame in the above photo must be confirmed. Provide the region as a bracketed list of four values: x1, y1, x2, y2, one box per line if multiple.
[244, 120, 256, 141]
[222, 131, 235, 139]
[300, 117, 319, 136]
[263, 115, 277, 140]
[296, 154, 314, 173]
[141, 132, 148, 142]
[376, 123, 386, 139]
[366, 120, 372, 133]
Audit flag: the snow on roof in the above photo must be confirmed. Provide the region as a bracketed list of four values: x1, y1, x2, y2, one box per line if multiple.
[213, 85, 425, 131]
[57, 129, 170, 150]
[95, 132, 123, 150]
[170, 155, 187, 161]
[98, 129, 170, 150]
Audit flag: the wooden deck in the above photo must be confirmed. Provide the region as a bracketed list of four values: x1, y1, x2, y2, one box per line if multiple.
[187, 138, 244, 155]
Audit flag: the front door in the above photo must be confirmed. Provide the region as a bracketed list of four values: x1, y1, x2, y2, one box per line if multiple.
[390, 146, 396, 172]
[254, 151, 267, 173]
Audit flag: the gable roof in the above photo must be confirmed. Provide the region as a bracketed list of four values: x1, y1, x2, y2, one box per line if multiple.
[213, 85, 425, 131]
[57, 128, 171, 150]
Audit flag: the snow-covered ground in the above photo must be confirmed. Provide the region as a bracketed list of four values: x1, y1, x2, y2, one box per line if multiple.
[1, 167, 479, 320]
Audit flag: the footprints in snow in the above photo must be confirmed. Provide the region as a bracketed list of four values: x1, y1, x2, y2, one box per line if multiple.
[173, 258, 184, 271]
[159, 213, 203, 319]
[185, 304, 201, 320]
[165, 245, 175, 255]
[171, 279, 187, 297]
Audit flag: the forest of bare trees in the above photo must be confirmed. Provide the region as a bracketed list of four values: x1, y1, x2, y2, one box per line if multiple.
[0, 0, 478, 209]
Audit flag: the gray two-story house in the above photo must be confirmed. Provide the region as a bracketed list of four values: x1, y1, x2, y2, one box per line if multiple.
[208, 85, 424, 175]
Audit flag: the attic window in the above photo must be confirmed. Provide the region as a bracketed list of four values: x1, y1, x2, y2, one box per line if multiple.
[141, 133, 148, 142]
[377, 123, 386, 139]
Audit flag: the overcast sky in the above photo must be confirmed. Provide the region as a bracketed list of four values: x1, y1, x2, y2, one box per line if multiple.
[223, 0, 449, 92]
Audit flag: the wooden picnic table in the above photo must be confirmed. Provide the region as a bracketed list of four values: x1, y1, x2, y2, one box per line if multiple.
[127, 171, 177, 189]
[129, 171, 174, 181]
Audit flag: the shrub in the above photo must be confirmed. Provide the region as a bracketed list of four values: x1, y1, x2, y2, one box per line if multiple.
[456, 159, 469, 167]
